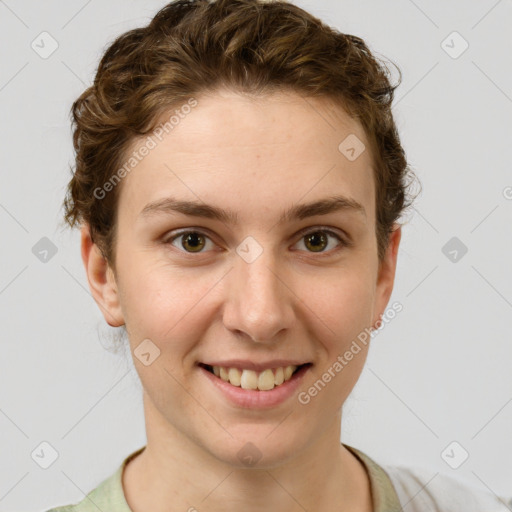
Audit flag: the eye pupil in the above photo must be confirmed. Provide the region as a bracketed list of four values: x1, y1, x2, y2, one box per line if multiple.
[305, 232, 327, 252]
[183, 232, 205, 252]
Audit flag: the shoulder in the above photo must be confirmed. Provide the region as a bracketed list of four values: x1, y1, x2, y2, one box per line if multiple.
[43, 465, 125, 512]
[44, 447, 144, 512]
[382, 463, 512, 512]
[44, 500, 90, 512]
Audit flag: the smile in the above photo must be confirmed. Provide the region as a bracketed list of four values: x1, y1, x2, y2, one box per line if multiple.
[200, 363, 311, 391]
[198, 362, 313, 409]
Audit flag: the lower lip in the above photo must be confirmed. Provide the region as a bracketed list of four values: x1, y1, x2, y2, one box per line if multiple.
[198, 364, 311, 409]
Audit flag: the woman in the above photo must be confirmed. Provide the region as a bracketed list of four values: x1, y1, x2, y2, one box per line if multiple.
[48, 0, 510, 510]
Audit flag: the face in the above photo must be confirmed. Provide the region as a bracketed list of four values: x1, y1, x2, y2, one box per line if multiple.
[83, 88, 400, 468]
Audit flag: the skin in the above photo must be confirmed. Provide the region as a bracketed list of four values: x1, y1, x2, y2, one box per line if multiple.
[81, 88, 401, 512]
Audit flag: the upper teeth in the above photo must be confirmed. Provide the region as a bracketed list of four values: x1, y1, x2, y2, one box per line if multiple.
[212, 365, 298, 391]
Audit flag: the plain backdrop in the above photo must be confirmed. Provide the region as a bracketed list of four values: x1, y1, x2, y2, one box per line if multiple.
[0, 0, 511, 510]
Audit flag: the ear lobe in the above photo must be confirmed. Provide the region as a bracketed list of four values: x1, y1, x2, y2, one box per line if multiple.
[80, 224, 124, 327]
[371, 224, 402, 329]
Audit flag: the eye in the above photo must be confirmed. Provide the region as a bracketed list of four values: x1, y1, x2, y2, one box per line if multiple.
[165, 230, 215, 253]
[293, 228, 347, 254]
[163, 228, 348, 255]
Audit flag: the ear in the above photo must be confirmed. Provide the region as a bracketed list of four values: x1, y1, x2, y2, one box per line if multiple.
[80, 223, 124, 327]
[371, 224, 401, 329]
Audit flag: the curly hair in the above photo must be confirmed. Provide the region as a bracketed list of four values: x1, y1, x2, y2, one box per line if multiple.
[61, 0, 419, 271]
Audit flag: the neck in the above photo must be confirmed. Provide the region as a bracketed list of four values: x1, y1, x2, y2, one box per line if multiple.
[123, 394, 373, 512]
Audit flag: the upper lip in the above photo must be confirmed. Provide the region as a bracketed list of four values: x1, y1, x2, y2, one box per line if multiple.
[199, 360, 312, 372]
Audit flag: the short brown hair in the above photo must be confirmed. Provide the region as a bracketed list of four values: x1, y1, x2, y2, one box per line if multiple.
[62, 0, 419, 269]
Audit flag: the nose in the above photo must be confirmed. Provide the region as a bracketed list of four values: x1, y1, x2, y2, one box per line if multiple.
[222, 250, 295, 343]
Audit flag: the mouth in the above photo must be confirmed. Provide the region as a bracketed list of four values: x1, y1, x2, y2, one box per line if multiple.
[198, 362, 312, 391]
[197, 361, 313, 408]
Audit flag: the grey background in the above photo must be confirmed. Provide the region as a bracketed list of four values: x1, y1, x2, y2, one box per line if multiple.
[1, 0, 511, 510]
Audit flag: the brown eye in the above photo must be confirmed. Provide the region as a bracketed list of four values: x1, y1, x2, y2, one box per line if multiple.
[296, 229, 346, 254]
[180, 232, 206, 252]
[164, 228, 347, 256]
[304, 232, 329, 252]
[166, 231, 213, 253]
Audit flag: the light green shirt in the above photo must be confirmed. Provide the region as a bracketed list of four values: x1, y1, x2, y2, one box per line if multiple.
[46, 443, 402, 511]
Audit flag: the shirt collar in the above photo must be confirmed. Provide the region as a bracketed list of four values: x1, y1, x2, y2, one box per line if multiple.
[88, 443, 402, 512]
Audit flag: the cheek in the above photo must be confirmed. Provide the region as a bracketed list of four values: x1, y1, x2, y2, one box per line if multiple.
[297, 273, 375, 409]
[118, 258, 217, 349]
[298, 267, 375, 346]
[299, 277, 373, 408]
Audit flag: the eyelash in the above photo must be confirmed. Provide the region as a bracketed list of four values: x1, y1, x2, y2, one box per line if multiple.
[162, 227, 351, 257]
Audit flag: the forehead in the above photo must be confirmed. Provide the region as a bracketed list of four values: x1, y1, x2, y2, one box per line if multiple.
[117, 89, 375, 226]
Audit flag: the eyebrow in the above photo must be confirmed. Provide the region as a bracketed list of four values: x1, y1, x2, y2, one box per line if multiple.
[139, 194, 366, 225]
